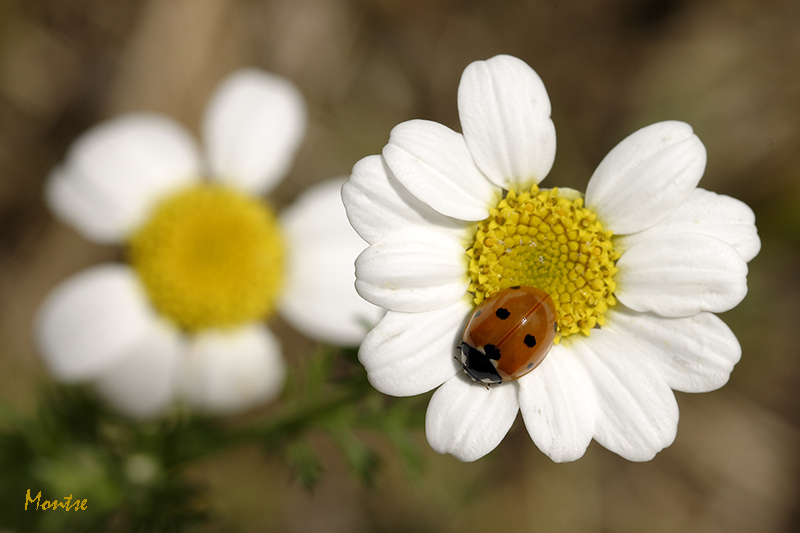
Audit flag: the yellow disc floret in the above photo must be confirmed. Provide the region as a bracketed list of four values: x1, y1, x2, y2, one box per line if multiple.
[129, 184, 283, 331]
[466, 186, 619, 342]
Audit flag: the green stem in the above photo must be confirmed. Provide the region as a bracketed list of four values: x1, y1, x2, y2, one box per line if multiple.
[242, 389, 366, 443]
[185, 386, 373, 461]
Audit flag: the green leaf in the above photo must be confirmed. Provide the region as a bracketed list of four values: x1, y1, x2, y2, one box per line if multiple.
[330, 429, 381, 488]
[285, 440, 324, 491]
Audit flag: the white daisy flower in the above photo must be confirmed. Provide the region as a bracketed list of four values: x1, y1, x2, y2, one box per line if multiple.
[342, 54, 760, 462]
[37, 68, 382, 418]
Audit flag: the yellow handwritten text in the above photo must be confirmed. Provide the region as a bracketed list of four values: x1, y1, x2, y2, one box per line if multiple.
[25, 490, 87, 511]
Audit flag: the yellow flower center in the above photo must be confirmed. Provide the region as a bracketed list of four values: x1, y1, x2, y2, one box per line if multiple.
[466, 186, 619, 342]
[128, 183, 284, 331]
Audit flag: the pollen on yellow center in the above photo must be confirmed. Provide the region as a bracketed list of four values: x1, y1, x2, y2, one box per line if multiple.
[128, 183, 284, 331]
[466, 186, 619, 341]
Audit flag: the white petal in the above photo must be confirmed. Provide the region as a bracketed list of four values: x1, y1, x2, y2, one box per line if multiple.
[585, 121, 707, 235]
[458, 54, 556, 190]
[616, 188, 761, 263]
[569, 330, 679, 461]
[95, 320, 184, 418]
[35, 264, 160, 381]
[605, 307, 741, 393]
[203, 68, 307, 194]
[355, 229, 469, 312]
[518, 344, 598, 462]
[382, 119, 499, 221]
[46, 168, 125, 245]
[616, 233, 748, 317]
[425, 373, 519, 462]
[359, 298, 470, 396]
[46, 114, 201, 243]
[280, 178, 385, 346]
[181, 325, 285, 414]
[342, 155, 471, 245]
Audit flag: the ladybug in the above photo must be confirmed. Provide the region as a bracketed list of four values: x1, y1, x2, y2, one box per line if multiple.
[458, 285, 557, 386]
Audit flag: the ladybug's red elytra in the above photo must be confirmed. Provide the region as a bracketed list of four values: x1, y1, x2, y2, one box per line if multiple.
[458, 286, 557, 386]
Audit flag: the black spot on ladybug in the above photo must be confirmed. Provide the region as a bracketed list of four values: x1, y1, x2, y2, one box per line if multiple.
[474, 309, 481, 317]
[510, 285, 521, 290]
[495, 308, 511, 320]
[524, 334, 537, 348]
[484, 343, 501, 360]
[527, 362, 534, 369]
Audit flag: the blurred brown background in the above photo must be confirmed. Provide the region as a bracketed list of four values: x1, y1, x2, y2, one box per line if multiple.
[1, 0, 799, 531]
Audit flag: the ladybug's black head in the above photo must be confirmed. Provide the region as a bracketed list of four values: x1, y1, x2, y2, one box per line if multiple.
[458, 342, 503, 385]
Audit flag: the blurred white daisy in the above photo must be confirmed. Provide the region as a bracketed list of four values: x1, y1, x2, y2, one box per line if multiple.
[37, 69, 382, 418]
[342, 54, 760, 462]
